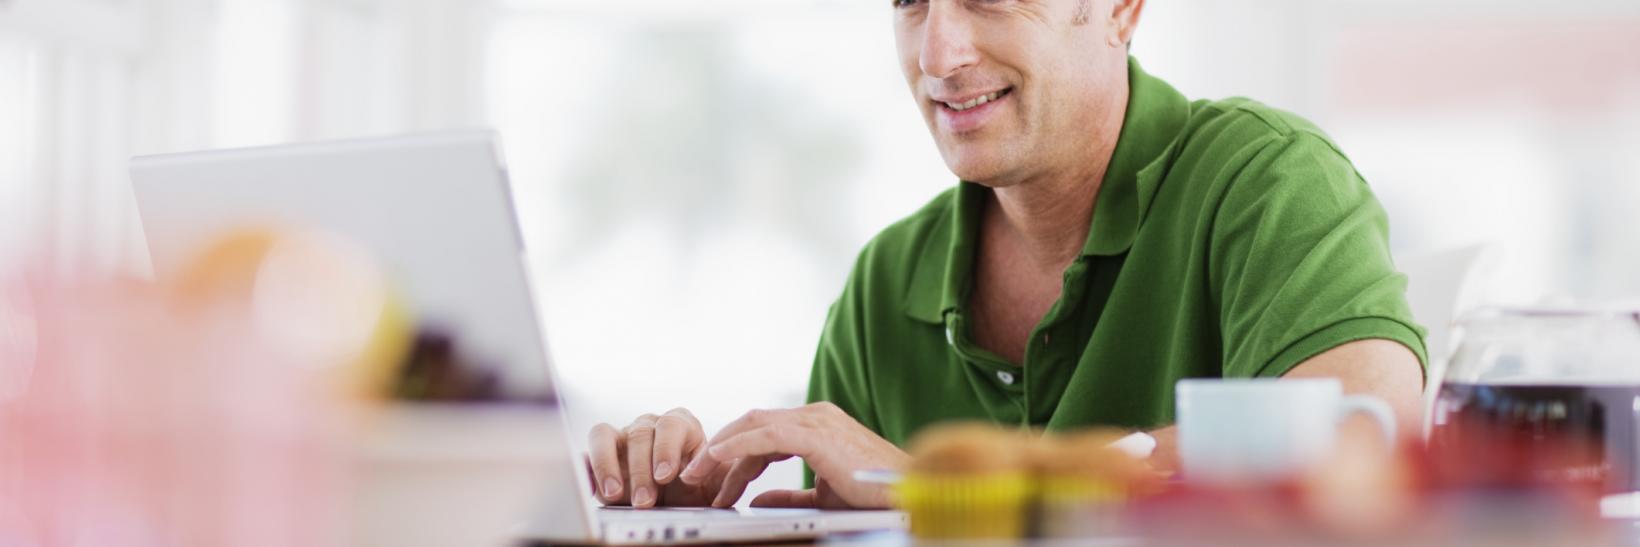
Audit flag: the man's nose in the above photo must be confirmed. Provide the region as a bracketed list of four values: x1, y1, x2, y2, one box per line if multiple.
[918, 1, 979, 79]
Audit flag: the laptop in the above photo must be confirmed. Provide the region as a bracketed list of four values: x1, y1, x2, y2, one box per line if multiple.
[128, 130, 908, 544]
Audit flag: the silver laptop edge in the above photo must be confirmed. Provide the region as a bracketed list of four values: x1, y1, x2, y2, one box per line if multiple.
[130, 130, 905, 545]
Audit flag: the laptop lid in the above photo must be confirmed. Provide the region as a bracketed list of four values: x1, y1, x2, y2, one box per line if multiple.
[129, 130, 601, 542]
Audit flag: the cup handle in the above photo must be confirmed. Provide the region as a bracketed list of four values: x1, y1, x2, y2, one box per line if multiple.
[1337, 395, 1397, 449]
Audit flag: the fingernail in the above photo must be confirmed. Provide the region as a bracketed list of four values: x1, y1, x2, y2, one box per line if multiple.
[655, 462, 673, 481]
[634, 486, 654, 507]
[603, 478, 621, 499]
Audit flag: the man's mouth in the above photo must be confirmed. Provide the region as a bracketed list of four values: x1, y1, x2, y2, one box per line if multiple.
[937, 88, 1012, 112]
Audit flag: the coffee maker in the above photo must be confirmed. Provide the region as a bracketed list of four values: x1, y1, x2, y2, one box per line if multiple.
[1431, 308, 1640, 493]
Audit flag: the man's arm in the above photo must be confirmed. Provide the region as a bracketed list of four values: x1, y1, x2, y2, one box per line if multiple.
[1280, 338, 1424, 435]
[1147, 338, 1424, 472]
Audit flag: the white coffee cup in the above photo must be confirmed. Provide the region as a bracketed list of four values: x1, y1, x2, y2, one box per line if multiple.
[1175, 378, 1395, 484]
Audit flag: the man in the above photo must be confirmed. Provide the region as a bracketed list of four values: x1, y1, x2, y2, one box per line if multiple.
[586, 0, 1426, 510]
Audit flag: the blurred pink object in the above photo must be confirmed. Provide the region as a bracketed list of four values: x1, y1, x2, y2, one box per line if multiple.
[0, 268, 349, 547]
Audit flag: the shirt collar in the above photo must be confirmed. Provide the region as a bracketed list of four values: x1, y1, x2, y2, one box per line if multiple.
[905, 57, 1191, 324]
[1081, 56, 1191, 257]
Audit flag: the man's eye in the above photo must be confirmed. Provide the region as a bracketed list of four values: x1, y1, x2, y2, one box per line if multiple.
[892, 0, 922, 8]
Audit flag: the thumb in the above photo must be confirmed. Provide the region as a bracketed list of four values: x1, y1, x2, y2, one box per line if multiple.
[749, 488, 819, 508]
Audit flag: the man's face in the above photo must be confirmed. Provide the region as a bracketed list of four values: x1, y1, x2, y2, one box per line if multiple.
[894, 0, 1131, 186]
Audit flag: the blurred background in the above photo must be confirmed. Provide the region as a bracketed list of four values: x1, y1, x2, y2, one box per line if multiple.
[2, 0, 1638, 498]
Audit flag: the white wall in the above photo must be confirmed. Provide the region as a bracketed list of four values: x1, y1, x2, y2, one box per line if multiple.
[0, 0, 496, 275]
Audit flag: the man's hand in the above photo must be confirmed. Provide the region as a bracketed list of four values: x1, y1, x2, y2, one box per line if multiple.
[587, 408, 730, 508]
[678, 402, 909, 509]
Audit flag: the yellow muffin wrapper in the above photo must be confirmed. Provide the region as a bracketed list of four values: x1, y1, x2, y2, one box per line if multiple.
[894, 473, 1133, 540]
[895, 472, 1034, 539]
[1035, 475, 1128, 505]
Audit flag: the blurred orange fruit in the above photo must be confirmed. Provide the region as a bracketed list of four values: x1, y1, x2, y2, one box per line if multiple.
[172, 227, 412, 399]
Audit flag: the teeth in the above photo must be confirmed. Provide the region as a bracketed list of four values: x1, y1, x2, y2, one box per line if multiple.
[943, 90, 1005, 112]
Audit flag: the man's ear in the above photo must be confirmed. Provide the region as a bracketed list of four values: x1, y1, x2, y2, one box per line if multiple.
[1106, 0, 1146, 48]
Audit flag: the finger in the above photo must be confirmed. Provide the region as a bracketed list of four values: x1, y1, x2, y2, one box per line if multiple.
[682, 408, 780, 485]
[587, 423, 626, 503]
[749, 489, 819, 508]
[707, 426, 813, 465]
[624, 415, 660, 508]
[677, 444, 721, 486]
[711, 456, 772, 508]
[651, 408, 702, 485]
[685, 409, 793, 481]
[708, 452, 797, 507]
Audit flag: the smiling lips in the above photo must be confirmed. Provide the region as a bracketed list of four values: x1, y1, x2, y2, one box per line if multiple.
[933, 87, 1012, 132]
[938, 88, 1011, 112]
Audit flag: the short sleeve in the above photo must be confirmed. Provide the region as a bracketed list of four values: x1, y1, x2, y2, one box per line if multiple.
[1209, 132, 1428, 380]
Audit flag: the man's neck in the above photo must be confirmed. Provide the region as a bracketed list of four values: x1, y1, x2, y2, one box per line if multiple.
[985, 171, 1101, 274]
[984, 127, 1123, 275]
[978, 75, 1129, 276]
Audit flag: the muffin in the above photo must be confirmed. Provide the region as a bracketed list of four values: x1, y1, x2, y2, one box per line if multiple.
[1031, 429, 1162, 538]
[896, 422, 1035, 540]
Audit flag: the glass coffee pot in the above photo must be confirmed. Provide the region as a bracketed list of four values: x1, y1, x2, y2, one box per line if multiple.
[1431, 308, 1640, 493]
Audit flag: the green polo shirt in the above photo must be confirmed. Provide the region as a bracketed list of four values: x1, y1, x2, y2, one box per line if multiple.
[806, 57, 1427, 456]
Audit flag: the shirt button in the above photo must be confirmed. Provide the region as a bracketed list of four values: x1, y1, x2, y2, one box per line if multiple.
[997, 371, 1015, 385]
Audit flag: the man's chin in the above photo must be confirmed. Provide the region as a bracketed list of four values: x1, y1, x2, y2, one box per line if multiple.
[943, 159, 1014, 187]
[937, 142, 1022, 186]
